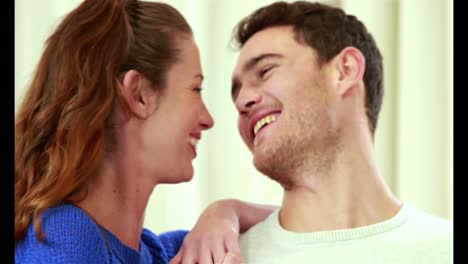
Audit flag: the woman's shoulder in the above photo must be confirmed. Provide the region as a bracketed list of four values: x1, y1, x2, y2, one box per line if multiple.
[141, 228, 189, 261]
[142, 228, 189, 244]
[40, 203, 105, 240]
[15, 203, 110, 263]
[41, 202, 93, 222]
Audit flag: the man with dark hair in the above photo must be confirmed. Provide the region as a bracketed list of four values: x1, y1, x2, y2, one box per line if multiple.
[230, 2, 452, 263]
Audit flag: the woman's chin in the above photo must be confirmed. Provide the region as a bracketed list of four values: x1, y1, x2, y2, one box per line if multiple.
[165, 171, 194, 184]
[179, 173, 194, 183]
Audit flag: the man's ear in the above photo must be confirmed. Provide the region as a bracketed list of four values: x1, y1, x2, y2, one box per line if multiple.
[121, 70, 158, 119]
[333, 47, 366, 97]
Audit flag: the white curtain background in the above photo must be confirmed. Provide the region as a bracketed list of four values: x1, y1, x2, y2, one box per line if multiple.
[15, 0, 453, 233]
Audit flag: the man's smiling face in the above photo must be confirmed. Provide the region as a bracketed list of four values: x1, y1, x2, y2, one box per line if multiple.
[231, 26, 340, 187]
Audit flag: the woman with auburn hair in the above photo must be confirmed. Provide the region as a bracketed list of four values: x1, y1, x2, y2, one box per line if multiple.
[15, 0, 274, 263]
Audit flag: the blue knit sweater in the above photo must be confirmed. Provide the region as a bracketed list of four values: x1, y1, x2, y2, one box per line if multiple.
[15, 203, 189, 263]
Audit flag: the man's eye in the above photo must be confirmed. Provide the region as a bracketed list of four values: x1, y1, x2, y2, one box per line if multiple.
[259, 66, 274, 78]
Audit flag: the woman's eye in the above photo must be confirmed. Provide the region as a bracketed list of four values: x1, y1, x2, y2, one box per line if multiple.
[193, 87, 203, 93]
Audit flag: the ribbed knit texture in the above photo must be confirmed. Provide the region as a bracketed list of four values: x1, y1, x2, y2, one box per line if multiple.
[239, 203, 453, 263]
[15, 203, 188, 263]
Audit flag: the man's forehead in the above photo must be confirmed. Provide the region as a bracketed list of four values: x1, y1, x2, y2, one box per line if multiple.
[233, 26, 295, 74]
[240, 26, 293, 58]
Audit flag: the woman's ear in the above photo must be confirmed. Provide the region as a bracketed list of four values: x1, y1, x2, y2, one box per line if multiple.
[121, 70, 159, 119]
[333, 47, 366, 97]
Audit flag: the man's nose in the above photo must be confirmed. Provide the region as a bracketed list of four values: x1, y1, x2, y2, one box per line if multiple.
[235, 86, 261, 115]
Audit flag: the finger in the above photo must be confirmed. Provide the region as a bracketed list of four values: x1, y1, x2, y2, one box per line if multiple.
[199, 243, 214, 264]
[181, 246, 198, 264]
[211, 238, 227, 264]
[169, 251, 182, 264]
[221, 252, 243, 264]
[224, 233, 241, 255]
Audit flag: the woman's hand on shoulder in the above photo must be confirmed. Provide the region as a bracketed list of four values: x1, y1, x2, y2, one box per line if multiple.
[169, 199, 243, 264]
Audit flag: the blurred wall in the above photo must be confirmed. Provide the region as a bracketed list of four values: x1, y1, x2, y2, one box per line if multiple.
[15, 0, 453, 233]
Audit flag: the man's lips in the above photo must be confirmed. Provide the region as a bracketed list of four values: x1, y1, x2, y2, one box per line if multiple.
[248, 110, 281, 142]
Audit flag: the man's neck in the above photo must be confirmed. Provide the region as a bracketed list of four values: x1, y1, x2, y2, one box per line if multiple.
[278, 143, 401, 233]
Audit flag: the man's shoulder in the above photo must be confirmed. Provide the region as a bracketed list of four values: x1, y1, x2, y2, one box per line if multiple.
[382, 204, 453, 263]
[403, 203, 453, 238]
[239, 208, 280, 249]
[241, 208, 279, 234]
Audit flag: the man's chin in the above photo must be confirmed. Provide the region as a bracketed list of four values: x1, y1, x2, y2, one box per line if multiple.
[253, 154, 293, 188]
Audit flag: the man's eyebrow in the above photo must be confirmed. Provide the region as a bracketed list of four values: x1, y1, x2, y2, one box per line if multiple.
[231, 53, 282, 101]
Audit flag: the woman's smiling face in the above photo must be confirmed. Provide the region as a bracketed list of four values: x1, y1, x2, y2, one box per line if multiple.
[141, 36, 214, 184]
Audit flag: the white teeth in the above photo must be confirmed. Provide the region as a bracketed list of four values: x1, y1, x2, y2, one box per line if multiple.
[188, 137, 199, 147]
[253, 114, 278, 136]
